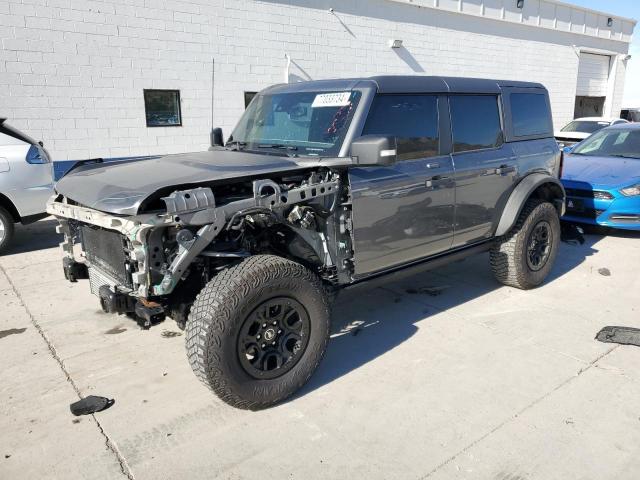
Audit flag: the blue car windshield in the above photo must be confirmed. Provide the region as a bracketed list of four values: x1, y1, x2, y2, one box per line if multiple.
[572, 129, 640, 159]
[229, 90, 362, 156]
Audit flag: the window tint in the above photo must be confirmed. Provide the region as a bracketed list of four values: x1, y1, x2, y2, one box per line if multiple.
[363, 95, 439, 160]
[144, 90, 182, 127]
[510, 93, 551, 137]
[450, 95, 502, 153]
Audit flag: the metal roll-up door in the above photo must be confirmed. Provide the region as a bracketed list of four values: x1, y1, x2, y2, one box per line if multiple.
[576, 53, 610, 97]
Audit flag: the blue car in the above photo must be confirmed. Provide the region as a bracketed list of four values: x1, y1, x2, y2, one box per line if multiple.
[562, 123, 640, 230]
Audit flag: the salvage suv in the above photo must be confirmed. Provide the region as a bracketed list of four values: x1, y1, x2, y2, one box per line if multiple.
[47, 76, 565, 409]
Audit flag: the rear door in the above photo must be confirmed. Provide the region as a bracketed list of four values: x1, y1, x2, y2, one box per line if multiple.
[449, 94, 517, 246]
[349, 94, 455, 276]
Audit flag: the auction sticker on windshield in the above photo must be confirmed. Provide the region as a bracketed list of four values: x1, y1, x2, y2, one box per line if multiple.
[312, 92, 352, 108]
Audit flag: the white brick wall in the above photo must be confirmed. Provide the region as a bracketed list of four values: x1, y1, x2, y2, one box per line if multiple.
[0, 0, 634, 162]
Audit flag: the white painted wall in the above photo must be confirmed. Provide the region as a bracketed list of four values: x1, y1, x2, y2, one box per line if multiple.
[0, 0, 634, 163]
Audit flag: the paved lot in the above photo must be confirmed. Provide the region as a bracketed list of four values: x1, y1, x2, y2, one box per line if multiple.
[1, 219, 640, 480]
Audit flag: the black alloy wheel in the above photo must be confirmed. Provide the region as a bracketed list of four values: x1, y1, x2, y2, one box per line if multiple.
[237, 297, 311, 380]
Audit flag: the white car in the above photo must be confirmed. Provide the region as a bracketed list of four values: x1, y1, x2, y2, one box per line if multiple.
[555, 117, 629, 148]
[0, 119, 54, 253]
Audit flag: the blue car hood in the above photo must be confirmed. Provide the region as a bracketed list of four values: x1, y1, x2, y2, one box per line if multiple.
[562, 154, 640, 189]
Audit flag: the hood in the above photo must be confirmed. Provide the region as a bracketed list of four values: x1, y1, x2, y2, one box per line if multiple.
[55, 149, 318, 215]
[554, 131, 591, 141]
[562, 154, 640, 189]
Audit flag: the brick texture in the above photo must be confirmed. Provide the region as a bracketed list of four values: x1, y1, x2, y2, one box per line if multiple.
[0, 0, 633, 161]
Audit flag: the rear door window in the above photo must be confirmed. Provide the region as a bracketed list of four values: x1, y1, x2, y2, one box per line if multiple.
[450, 95, 503, 153]
[363, 94, 439, 160]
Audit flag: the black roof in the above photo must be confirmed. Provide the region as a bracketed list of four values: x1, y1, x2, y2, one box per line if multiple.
[370, 75, 545, 93]
[266, 75, 545, 95]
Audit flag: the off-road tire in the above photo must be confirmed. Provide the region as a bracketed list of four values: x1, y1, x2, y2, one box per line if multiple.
[185, 255, 331, 410]
[0, 207, 15, 254]
[490, 199, 560, 289]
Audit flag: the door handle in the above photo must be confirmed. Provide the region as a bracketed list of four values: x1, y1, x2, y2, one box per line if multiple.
[425, 162, 440, 169]
[495, 165, 516, 175]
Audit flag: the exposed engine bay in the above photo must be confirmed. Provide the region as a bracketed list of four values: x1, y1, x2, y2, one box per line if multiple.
[47, 167, 354, 327]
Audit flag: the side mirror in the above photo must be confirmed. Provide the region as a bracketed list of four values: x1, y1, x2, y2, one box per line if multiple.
[350, 135, 397, 167]
[563, 146, 573, 154]
[210, 127, 224, 147]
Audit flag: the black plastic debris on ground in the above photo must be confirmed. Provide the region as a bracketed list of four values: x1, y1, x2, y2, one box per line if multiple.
[560, 222, 585, 245]
[70, 396, 115, 416]
[596, 326, 640, 347]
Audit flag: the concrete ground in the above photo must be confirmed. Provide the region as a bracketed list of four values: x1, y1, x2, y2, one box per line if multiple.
[1, 219, 640, 480]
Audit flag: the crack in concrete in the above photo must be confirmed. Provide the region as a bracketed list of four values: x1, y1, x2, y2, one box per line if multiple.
[419, 344, 620, 479]
[0, 264, 135, 480]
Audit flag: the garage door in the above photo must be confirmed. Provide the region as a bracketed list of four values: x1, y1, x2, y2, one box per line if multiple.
[576, 53, 610, 96]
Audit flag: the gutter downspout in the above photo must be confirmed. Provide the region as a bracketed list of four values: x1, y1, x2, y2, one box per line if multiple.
[284, 53, 291, 84]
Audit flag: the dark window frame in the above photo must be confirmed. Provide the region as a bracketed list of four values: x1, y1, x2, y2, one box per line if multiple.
[362, 93, 441, 161]
[244, 91, 258, 109]
[143, 89, 183, 127]
[449, 94, 505, 154]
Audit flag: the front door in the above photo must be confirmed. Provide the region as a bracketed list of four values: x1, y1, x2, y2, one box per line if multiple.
[349, 94, 455, 276]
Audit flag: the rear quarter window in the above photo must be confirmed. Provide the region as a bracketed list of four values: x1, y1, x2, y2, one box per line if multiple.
[509, 92, 553, 138]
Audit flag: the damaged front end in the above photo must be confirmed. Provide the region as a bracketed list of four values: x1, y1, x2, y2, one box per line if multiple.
[47, 167, 354, 327]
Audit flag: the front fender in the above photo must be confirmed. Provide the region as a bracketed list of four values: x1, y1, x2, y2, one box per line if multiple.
[495, 173, 565, 237]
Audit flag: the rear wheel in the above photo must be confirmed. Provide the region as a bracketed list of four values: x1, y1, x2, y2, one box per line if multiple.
[185, 255, 331, 410]
[0, 207, 15, 254]
[490, 199, 560, 289]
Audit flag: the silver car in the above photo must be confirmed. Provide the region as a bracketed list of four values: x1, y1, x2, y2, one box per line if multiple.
[0, 119, 54, 253]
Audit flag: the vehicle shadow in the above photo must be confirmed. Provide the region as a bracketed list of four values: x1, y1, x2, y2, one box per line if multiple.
[292, 235, 601, 401]
[4, 218, 61, 255]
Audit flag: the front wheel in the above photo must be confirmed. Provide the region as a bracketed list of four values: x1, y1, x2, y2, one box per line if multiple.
[490, 199, 560, 289]
[185, 255, 331, 410]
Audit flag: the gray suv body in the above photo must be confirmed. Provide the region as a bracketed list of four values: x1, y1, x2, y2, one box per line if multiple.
[48, 76, 565, 409]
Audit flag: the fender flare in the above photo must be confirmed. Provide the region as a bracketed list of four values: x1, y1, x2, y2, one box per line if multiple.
[495, 173, 566, 237]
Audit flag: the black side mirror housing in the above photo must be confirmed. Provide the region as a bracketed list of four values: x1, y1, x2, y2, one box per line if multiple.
[350, 135, 397, 166]
[210, 127, 224, 147]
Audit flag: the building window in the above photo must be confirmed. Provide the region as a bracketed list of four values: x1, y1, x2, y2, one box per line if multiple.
[144, 89, 182, 127]
[450, 95, 503, 153]
[244, 91, 258, 108]
[363, 94, 439, 160]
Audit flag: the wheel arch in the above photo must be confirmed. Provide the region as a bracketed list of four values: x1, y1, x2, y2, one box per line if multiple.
[495, 173, 565, 237]
[0, 192, 20, 223]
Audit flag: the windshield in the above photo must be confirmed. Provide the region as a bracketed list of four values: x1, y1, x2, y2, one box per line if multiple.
[561, 120, 610, 134]
[229, 90, 361, 156]
[572, 128, 640, 159]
